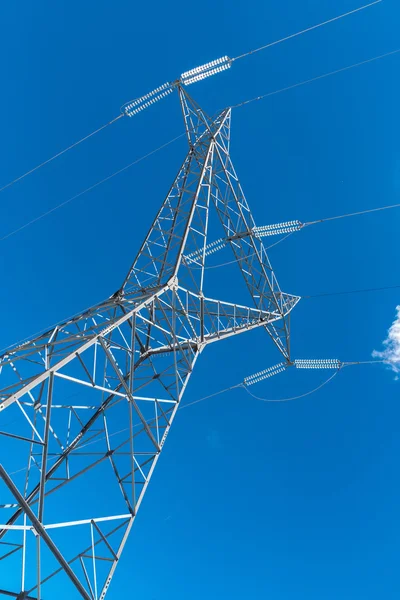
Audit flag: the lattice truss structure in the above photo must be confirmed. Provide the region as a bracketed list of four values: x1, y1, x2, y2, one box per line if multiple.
[0, 87, 300, 599]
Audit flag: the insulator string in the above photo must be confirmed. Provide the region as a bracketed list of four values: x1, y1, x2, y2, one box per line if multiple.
[242, 370, 340, 402]
[6, 360, 387, 479]
[0, 2, 386, 199]
[187, 232, 295, 271]
[2, 45, 398, 243]
[183, 197, 400, 272]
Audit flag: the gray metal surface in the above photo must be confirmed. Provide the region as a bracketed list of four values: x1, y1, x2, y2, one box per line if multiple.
[0, 86, 299, 598]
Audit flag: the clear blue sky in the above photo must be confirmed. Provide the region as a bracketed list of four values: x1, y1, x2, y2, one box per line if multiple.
[1, 0, 400, 598]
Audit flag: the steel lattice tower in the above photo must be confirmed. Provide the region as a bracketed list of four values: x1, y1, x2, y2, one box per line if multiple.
[0, 87, 299, 599]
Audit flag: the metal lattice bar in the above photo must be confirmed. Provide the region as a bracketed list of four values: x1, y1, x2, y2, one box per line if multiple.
[0, 86, 299, 598]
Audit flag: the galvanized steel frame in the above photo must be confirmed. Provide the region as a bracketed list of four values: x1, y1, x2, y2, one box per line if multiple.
[0, 86, 299, 598]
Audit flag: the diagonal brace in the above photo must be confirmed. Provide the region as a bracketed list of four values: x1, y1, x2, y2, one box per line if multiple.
[0, 464, 91, 600]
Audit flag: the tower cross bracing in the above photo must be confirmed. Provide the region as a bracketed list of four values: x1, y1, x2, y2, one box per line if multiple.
[0, 87, 299, 599]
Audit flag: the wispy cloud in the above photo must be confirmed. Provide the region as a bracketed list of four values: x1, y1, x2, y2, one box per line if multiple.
[373, 305, 400, 373]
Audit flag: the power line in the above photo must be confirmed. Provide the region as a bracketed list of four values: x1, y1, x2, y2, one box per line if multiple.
[120, 3, 382, 111]
[183, 358, 385, 406]
[187, 200, 400, 271]
[3, 282, 396, 359]
[242, 370, 340, 403]
[304, 201, 400, 226]
[187, 233, 295, 271]
[231, 47, 400, 109]
[233, 0, 382, 61]
[1, 19, 396, 246]
[249, 201, 400, 241]
[2, 282, 397, 360]
[304, 284, 400, 299]
[0, 114, 124, 195]
[242, 359, 386, 403]
[3, 384, 251, 477]
[6, 358, 386, 479]
[0, 133, 185, 243]
[343, 360, 386, 366]
[179, 384, 242, 410]
[0, 1, 383, 198]
[0, 30, 394, 587]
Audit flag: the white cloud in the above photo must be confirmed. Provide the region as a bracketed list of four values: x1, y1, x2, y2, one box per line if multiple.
[373, 305, 400, 373]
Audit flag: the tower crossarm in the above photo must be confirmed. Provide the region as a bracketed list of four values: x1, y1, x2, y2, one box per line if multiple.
[139, 287, 281, 358]
[0, 87, 299, 599]
[177, 89, 300, 359]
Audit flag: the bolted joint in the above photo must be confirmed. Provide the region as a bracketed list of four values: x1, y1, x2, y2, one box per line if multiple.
[168, 276, 179, 291]
[226, 230, 253, 242]
[197, 341, 207, 353]
[110, 289, 122, 300]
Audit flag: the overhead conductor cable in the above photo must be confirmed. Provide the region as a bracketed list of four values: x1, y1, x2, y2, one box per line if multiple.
[0, 1, 383, 195]
[232, 0, 383, 61]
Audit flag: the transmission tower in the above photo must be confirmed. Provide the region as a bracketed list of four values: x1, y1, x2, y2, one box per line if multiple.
[0, 86, 299, 599]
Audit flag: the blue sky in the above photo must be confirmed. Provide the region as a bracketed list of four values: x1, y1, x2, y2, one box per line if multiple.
[1, 0, 400, 598]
